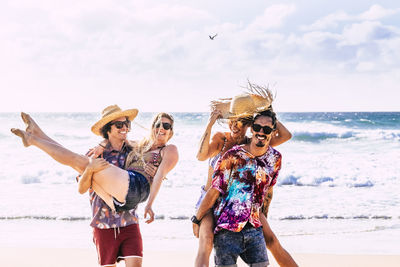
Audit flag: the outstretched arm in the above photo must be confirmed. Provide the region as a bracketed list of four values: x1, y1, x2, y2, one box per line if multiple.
[144, 145, 179, 223]
[197, 109, 223, 161]
[270, 120, 292, 147]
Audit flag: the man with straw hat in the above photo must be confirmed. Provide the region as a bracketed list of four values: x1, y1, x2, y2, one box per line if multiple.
[193, 82, 297, 267]
[86, 105, 144, 267]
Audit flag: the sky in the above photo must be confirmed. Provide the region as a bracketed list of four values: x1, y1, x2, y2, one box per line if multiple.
[1, 0, 399, 112]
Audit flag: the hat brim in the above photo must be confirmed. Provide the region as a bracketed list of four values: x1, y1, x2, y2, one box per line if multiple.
[91, 109, 138, 136]
[225, 112, 254, 120]
[210, 100, 233, 119]
[225, 106, 270, 120]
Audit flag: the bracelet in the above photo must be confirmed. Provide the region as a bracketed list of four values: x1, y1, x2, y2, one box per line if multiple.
[99, 143, 106, 148]
[191, 215, 202, 225]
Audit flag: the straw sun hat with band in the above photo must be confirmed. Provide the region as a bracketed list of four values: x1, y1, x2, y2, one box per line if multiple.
[91, 105, 139, 136]
[211, 82, 275, 121]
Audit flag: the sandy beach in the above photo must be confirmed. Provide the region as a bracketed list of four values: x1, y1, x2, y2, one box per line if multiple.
[2, 246, 400, 267]
[1, 214, 400, 267]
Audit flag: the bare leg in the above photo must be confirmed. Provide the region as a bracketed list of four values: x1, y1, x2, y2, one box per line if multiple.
[11, 128, 130, 204]
[21, 112, 60, 145]
[91, 180, 116, 210]
[204, 167, 214, 191]
[125, 257, 142, 267]
[91, 163, 130, 202]
[260, 214, 298, 267]
[195, 211, 214, 267]
[11, 128, 88, 173]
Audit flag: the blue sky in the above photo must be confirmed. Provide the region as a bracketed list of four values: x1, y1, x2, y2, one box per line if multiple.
[1, 0, 399, 112]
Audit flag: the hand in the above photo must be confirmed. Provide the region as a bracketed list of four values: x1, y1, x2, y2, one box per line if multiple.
[87, 145, 105, 158]
[144, 163, 157, 177]
[144, 204, 155, 224]
[87, 158, 109, 173]
[192, 223, 200, 238]
[208, 108, 222, 125]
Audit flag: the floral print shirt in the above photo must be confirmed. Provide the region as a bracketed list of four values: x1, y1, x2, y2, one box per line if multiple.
[87, 142, 139, 229]
[212, 145, 281, 233]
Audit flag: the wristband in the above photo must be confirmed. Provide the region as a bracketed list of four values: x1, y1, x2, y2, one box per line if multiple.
[191, 215, 202, 225]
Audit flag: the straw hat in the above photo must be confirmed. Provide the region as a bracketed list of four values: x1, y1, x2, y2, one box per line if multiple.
[211, 86, 274, 119]
[91, 105, 138, 136]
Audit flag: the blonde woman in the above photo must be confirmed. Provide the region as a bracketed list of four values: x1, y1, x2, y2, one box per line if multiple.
[193, 83, 298, 267]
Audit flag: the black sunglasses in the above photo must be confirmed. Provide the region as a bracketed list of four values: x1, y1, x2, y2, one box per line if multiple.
[252, 123, 273, 134]
[110, 120, 131, 129]
[155, 122, 172, 130]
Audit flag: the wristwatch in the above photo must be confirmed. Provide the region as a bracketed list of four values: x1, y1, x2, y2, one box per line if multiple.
[191, 215, 202, 225]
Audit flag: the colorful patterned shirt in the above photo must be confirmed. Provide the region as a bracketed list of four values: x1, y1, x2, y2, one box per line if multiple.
[211, 145, 281, 233]
[87, 142, 139, 229]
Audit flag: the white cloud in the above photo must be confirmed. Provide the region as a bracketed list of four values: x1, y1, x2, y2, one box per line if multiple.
[247, 4, 296, 32]
[358, 4, 400, 20]
[356, 61, 375, 72]
[301, 5, 400, 31]
[301, 11, 350, 31]
[131, 5, 212, 24]
[340, 21, 383, 45]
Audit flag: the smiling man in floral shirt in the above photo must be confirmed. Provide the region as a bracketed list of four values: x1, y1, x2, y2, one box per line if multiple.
[192, 110, 281, 267]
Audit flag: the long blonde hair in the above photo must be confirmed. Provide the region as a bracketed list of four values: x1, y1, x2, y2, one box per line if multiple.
[126, 112, 174, 168]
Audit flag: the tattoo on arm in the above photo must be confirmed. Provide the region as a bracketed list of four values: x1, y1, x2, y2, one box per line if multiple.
[261, 191, 273, 218]
[198, 132, 208, 154]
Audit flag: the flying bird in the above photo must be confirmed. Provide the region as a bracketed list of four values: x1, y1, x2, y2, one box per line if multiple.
[209, 33, 218, 40]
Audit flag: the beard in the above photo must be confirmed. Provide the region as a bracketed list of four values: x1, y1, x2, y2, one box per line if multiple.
[256, 140, 265, 147]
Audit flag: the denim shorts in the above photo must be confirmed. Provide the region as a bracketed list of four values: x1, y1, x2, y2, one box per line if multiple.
[114, 171, 150, 212]
[214, 224, 269, 267]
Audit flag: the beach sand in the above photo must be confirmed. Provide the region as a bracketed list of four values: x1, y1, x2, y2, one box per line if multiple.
[2, 247, 400, 267]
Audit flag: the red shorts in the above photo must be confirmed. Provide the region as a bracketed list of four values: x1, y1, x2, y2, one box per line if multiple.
[93, 224, 143, 266]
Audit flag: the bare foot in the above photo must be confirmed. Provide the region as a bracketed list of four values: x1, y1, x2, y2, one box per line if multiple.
[21, 112, 41, 136]
[11, 128, 31, 147]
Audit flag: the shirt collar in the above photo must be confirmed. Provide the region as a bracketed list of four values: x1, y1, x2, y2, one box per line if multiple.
[105, 140, 129, 153]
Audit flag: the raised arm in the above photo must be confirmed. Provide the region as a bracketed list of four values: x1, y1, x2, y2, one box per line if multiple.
[270, 120, 292, 147]
[144, 144, 179, 223]
[196, 109, 223, 161]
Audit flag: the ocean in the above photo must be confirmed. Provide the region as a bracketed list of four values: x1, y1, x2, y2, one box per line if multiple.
[1, 112, 399, 254]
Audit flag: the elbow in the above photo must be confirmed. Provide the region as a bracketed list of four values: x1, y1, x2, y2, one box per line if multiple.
[196, 154, 207, 161]
[78, 186, 87, 194]
[286, 132, 293, 141]
[264, 232, 278, 248]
